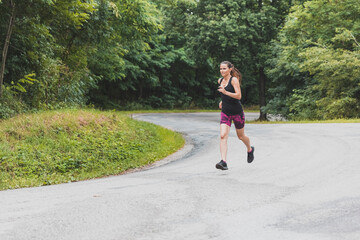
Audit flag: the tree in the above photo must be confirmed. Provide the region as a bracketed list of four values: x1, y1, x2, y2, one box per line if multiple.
[86, 0, 164, 108]
[265, 0, 360, 119]
[0, 0, 16, 97]
[0, 0, 99, 112]
[186, 0, 290, 119]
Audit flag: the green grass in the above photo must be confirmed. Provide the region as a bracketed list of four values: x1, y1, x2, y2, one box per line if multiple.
[125, 108, 359, 123]
[121, 105, 260, 114]
[247, 119, 360, 124]
[0, 109, 185, 190]
[123, 109, 220, 114]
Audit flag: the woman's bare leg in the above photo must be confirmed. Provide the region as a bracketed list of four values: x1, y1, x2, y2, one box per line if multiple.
[220, 124, 230, 161]
[235, 127, 251, 152]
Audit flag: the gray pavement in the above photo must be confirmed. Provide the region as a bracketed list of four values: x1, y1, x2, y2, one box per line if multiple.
[1, 112, 360, 240]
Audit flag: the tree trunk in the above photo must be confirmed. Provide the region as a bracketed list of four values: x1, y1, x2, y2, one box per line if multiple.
[139, 79, 143, 100]
[256, 0, 267, 121]
[0, 0, 16, 97]
[258, 67, 267, 121]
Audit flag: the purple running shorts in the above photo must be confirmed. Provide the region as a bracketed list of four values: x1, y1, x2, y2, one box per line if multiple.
[220, 112, 245, 129]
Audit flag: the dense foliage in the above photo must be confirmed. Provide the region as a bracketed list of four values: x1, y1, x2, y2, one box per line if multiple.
[265, 0, 360, 119]
[1, 0, 359, 120]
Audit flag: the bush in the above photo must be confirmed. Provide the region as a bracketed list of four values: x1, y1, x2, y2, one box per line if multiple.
[319, 97, 360, 119]
[0, 88, 28, 119]
[287, 88, 319, 120]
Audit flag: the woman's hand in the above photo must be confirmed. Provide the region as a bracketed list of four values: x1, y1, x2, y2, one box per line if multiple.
[218, 85, 226, 94]
[219, 101, 222, 109]
[218, 77, 241, 100]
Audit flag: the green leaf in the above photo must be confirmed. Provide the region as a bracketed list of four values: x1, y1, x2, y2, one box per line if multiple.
[14, 84, 27, 93]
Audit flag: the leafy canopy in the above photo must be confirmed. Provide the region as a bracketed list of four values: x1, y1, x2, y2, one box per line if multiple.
[265, 0, 360, 119]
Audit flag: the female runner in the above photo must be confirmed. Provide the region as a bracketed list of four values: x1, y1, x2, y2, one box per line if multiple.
[216, 61, 254, 170]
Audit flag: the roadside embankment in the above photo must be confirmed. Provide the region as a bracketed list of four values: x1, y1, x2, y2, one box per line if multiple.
[0, 109, 185, 190]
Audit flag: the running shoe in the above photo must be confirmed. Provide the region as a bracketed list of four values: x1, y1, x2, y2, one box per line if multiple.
[216, 160, 228, 170]
[247, 146, 255, 163]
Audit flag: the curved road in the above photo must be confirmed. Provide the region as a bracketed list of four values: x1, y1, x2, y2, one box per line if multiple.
[1, 112, 360, 240]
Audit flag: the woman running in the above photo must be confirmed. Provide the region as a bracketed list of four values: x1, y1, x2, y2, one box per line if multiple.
[216, 61, 254, 170]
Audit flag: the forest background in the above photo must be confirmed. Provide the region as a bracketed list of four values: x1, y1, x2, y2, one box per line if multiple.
[0, 0, 359, 121]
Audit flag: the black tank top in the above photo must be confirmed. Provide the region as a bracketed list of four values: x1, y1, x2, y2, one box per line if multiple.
[220, 77, 243, 116]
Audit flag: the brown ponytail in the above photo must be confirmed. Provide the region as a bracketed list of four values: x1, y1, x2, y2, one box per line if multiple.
[220, 61, 242, 86]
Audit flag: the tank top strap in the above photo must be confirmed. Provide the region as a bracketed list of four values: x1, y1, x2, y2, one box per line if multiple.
[220, 77, 233, 86]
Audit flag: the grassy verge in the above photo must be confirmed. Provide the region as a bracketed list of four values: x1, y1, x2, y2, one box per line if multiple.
[247, 119, 360, 124]
[125, 109, 359, 123]
[123, 109, 220, 114]
[123, 106, 260, 114]
[0, 109, 185, 190]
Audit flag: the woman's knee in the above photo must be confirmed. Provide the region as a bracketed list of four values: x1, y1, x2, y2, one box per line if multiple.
[236, 131, 245, 140]
[220, 133, 228, 140]
[238, 134, 249, 143]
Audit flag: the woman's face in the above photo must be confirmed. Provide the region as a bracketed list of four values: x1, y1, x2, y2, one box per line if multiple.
[220, 64, 231, 77]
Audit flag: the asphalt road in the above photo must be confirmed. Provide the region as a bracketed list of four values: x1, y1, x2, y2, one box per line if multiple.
[1, 112, 360, 240]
